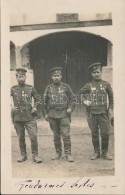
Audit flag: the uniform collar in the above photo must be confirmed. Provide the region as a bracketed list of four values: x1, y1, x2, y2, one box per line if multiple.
[92, 79, 102, 82]
[18, 83, 26, 87]
[53, 81, 62, 85]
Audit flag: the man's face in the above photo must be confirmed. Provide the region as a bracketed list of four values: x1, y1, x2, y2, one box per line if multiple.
[91, 69, 102, 80]
[51, 73, 62, 84]
[16, 75, 26, 85]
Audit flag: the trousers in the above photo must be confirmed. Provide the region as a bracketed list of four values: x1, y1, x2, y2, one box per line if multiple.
[14, 119, 38, 155]
[87, 113, 110, 154]
[49, 117, 71, 155]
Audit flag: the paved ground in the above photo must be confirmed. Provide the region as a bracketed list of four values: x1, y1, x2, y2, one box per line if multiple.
[11, 117, 114, 178]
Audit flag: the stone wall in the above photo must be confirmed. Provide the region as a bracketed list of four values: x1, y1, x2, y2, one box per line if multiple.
[102, 66, 113, 87]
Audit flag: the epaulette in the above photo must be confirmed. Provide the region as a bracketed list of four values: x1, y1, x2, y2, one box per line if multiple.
[47, 84, 53, 88]
[87, 82, 91, 85]
[45, 84, 53, 91]
[61, 82, 69, 87]
[26, 84, 33, 87]
[85, 82, 92, 86]
[102, 80, 110, 85]
[11, 85, 18, 89]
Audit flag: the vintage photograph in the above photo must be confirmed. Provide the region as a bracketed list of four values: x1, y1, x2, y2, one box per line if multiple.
[1, 0, 125, 194]
[9, 0, 114, 179]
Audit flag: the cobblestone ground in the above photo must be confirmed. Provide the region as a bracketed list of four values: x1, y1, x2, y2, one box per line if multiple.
[11, 117, 114, 178]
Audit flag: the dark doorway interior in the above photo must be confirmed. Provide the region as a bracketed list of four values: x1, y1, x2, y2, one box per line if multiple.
[29, 31, 108, 116]
[10, 41, 16, 70]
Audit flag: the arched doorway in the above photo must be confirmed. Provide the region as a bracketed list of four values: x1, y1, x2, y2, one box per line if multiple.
[28, 31, 111, 116]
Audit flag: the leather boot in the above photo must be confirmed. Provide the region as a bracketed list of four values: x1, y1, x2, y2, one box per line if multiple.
[32, 154, 42, 163]
[66, 155, 74, 162]
[52, 153, 62, 160]
[90, 152, 100, 160]
[102, 153, 113, 160]
[17, 155, 27, 162]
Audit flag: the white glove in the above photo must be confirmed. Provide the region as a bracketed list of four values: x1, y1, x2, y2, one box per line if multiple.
[31, 107, 37, 113]
[67, 108, 72, 113]
[83, 100, 92, 107]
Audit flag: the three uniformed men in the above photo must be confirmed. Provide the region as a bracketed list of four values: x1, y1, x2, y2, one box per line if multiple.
[11, 68, 42, 163]
[80, 62, 113, 160]
[42, 67, 75, 162]
[11, 64, 113, 163]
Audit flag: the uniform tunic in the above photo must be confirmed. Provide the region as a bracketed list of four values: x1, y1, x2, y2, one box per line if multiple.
[80, 79, 113, 114]
[80, 79, 113, 154]
[11, 84, 41, 121]
[42, 82, 75, 155]
[11, 84, 41, 155]
[43, 82, 75, 118]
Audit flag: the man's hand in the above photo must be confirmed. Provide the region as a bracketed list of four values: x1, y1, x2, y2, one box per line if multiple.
[83, 100, 92, 107]
[11, 106, 18, 113]
[45, 114, 49, 122]
[67, 108, 72, 113]
[31, 107, 37, 114]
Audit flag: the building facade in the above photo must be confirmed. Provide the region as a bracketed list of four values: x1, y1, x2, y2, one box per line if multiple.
[10, 12, 113, 116]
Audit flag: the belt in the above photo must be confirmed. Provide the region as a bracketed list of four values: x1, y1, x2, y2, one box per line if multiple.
[50, 107, 67, 111]
[91, 103, 107, 106]
[18, 107, 32, 112]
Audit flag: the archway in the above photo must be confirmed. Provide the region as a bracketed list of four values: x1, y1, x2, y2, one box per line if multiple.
[28, 31, 111, 116]
[29, 31, 110, 91]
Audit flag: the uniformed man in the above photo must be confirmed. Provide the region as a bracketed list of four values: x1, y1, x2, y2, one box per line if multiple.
[11, 68, 42, 163]
[42, 67, 75, 162]
[80, 62, 113, 160]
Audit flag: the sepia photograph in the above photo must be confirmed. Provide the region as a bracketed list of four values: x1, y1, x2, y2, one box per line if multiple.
[1, 0, 125, 194]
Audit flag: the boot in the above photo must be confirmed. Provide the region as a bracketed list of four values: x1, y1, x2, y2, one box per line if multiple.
[54, 139, 62, 157]
[32, 154, 42, 163]
[66, 155, 74, 162]
[102, 152, 113, 160]
[52, 153, 62, 160]
[17, 155, 27, 162]
[90, 152, 100, 160]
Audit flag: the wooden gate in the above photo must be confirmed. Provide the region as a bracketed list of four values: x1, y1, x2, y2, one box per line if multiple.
[30, 31, 108, 116]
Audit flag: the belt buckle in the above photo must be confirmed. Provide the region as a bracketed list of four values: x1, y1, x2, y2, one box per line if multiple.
[55, 107, 61, 111]
[21, 108, 27, 112]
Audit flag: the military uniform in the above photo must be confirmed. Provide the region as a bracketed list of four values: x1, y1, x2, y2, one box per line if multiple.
[80, 63, 113, 160]
[11, 68, 42, 163]
[42, 67, 75, 161]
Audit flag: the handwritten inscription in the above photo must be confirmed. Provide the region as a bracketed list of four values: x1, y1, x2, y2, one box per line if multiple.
[15, 178, 95, 192]
[16, 180, 66, 191]
[71, 178, 95, 188]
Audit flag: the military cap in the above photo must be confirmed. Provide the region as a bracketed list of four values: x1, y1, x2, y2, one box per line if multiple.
[88, 62, 102, 72]
[50, 67, 62, 76]
[16, 68, 27, 76]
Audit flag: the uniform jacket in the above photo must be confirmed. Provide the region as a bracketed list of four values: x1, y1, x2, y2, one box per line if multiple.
[80, 79, 113, 114]
[11, 84, 41, 121]
[42, 82, 76, 119]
